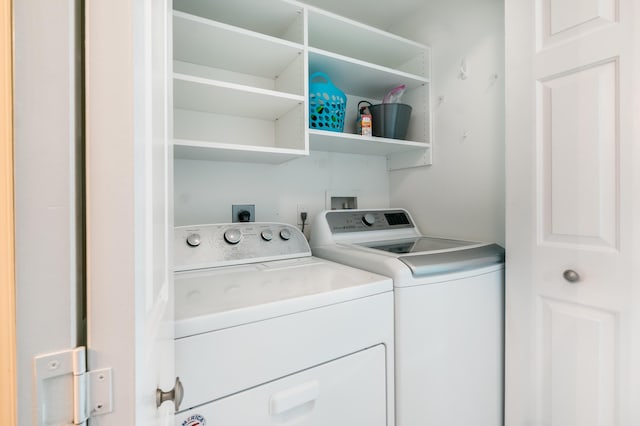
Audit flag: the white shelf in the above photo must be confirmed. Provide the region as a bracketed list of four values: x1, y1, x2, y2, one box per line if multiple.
[173, 73, 304, 120]
[307, 7, 429, 76]
[174, 0, 304, 43]
[171, 0, 432, 169]
[309, 129, 429, 155]
[174, 12, 304, 82]
[174, 139, 307, 164]
[309, 130, 431, 170]
[309, 48, 428, 99]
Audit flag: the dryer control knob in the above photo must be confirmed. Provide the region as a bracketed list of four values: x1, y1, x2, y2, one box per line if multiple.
[279, 229, 291, 241]
[261, 230, 273, 241]
[224, 228, 242, 245]
[186, 233, 201, 247]
[362, 213, 376, 226]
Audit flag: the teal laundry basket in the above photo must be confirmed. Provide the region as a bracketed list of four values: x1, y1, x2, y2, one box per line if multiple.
[308, 72, 346, 132]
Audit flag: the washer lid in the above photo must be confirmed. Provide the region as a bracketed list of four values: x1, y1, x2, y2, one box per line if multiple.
[362, 236, 477, 254]
[174, 256, 391, 338]
[397, 243, 505, 277]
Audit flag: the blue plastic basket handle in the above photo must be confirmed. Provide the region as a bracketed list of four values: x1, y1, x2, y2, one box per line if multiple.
[309, 72, 333, 85]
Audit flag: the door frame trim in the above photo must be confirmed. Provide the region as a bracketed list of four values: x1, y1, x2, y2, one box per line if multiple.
[0, 0, 17, 423]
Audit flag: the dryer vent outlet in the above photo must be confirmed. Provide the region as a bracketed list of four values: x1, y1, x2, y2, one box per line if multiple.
[232, 204, 255, 223]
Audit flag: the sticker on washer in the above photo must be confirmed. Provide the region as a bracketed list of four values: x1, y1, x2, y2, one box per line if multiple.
[181, 414, 206, 426]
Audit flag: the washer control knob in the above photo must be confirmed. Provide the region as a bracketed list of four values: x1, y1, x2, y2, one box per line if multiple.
[280, 229, 291, 241]
[362, 213, 376, 226]
[223, 228, 242, 245]
[261, 230, 273, 241]
[186, 233, 201, 247]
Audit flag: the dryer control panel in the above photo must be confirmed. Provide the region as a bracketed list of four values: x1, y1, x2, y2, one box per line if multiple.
[325, 209, 415, 233]
[174, 222, 310, 271]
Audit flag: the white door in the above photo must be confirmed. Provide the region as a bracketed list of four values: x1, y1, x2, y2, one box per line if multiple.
[14, 0, 174, 424]
[13, 0, 84, 423]
[505, 0, 640, 425]
[85, 0, 175, 424]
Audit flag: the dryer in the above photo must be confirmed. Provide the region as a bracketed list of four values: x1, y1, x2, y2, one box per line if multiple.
[311, 208, 505, 426]
[173, 222, 394, 426]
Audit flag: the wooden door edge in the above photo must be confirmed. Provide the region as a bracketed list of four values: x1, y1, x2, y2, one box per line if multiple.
[0, 0, 17, 423]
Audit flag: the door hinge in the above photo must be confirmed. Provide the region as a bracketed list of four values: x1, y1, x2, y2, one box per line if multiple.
[34, 347, 113, 425]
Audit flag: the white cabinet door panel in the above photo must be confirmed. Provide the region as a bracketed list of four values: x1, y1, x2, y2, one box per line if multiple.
[540, 0, 618, 47]
[539, 298, 617, 426]
[538, 59, 618, 248]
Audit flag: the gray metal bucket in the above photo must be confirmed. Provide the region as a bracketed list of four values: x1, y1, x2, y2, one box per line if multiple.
[369, 103, 412, 140]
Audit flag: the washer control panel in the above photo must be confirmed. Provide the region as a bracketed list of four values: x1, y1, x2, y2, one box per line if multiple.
[325, 209, 415, 233]
[174, 222, 311, 271]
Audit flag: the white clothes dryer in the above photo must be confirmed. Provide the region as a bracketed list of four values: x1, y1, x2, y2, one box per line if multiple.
[173, 222, 394, 426]
[311, 208, 505, 426]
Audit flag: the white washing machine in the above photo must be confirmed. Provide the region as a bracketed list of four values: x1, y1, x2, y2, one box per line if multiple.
[310, 208, 505, 426]
[173, 222, 394, 426]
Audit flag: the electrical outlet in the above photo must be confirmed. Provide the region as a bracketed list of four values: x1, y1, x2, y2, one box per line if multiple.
[297, 204, 308, 225]
[232, 204, 255, 223]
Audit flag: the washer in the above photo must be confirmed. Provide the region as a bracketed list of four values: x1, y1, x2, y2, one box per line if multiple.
[310, 208, 505, 426]
[173, 222, 394, 426]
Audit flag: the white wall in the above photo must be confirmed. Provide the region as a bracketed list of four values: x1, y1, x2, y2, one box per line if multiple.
[389, 0, 505, 245]
[174, 151, 390, 237]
